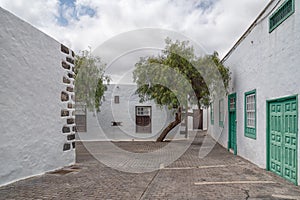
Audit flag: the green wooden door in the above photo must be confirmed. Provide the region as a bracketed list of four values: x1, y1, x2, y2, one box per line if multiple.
[268, 97, 298, 185]
[228, 93, 237, 155]
[269, 101, 284, 177]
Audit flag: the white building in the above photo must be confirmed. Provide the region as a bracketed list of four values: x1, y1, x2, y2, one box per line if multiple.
[209, 0, 300, 185]
[75, 84, 194, 141]
[0, 8, 76, 186]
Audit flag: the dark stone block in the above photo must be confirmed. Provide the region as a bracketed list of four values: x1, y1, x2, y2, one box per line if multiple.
[61, 44, 69, 55]
[67, 134, 75, 140]
[72, 142, 75, 149]
[63, 143, 71, 151]
[62, 61, 70, 70]
[72, 51, 75, 57]
[63, 76, 71, 84]
[66, 57, 74, 64]
[61, 110, 69, 117]
[67, 118, 75, 124]
[62, 126, 70, 133]
[61, 91, 69, 101]
[72, 126, 76, 132]
[68, 73, 74, 79]
[68, 103, 74, 109]
[66, 87, 74, 92]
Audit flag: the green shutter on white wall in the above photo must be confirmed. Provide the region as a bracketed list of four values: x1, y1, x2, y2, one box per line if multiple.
[269, 0, 295, 33]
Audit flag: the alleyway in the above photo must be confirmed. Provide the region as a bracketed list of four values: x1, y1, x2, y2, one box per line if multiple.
[0, 131, 299, 200]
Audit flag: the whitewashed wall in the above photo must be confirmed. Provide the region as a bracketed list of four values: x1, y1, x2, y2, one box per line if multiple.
[0, 8, 75, 186]
[209, 0, 300, 182]
[76, 84, 184, 141]
[208, 99, 228, 148]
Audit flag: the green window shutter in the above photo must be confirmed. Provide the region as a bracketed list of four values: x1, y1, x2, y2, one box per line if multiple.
[269, 0, 295, 33]
[244, 89, 256, 139]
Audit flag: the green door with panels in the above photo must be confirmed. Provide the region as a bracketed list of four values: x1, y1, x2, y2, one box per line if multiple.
[228, 93, 237, 155]
[268, 96, 298, 185]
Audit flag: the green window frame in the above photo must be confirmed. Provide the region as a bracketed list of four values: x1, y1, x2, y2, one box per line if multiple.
[244, 89, 256, 139]
[269, 0, 295, 33]
[219, 99, 224, 127]
[210, 102, 214, 125]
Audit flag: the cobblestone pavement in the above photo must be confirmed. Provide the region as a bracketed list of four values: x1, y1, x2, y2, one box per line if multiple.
[1, 131, 300, 200]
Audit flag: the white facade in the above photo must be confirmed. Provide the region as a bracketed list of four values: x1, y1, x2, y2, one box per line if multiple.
[76, 84, 186, 141]
[209, 0, 300, 185]
[0, 8, 75, 186]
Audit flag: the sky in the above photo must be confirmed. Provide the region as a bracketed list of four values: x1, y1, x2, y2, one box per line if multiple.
[0, 0, 270, 55]
[0, 0, 270, 83]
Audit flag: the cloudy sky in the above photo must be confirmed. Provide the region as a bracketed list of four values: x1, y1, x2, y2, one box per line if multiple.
[0, 0, 270, 55]
[0, 0, 270, 83]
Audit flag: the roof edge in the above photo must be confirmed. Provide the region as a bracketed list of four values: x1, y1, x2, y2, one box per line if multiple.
[221, 0, 278, 63]
[0, 7, 73, 51]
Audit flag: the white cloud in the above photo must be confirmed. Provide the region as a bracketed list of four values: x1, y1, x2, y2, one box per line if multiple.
[0, 0, 59, 27]
[0, 0, 270, 58]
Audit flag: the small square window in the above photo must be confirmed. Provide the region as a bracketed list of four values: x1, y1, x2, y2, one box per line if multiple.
[114, 96, 119, 104]
[111, 121, 122, 126]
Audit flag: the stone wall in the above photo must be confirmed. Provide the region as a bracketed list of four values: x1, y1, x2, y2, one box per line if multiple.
[60, 44, 76, 151]
[0, 8, 75, 186]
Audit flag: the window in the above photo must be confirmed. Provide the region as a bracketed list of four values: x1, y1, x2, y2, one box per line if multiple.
[210, 102, 214, 125]
[114, 96, 119, 104]
[269, 0, 295, 33]
[219, 99, 224, 127]
[229, 96, 236, 111]
[136, 107, 150, 116]
[111, 121, 122, 126]
[244, 90, 256, 139]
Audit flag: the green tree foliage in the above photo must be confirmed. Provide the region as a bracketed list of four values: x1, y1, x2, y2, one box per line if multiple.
[74, 50, 110, 112]
[133, 38, 230, 141]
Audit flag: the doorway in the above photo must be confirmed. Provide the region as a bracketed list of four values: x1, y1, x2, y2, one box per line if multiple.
[193, 109, 203, 130]
[136, 106, 152, 133]
[228, 93, 237, 155]
[267, 95, 298, 185]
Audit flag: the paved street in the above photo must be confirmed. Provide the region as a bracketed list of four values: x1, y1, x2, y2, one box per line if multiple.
[0, 131, 300, 200]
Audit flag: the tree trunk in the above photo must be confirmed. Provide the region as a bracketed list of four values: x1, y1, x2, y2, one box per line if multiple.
[156, 107, 182, 142]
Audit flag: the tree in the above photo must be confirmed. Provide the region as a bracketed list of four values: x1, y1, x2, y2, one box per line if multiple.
[74, 50, 110, 112]
[133, 38, 230, 142]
